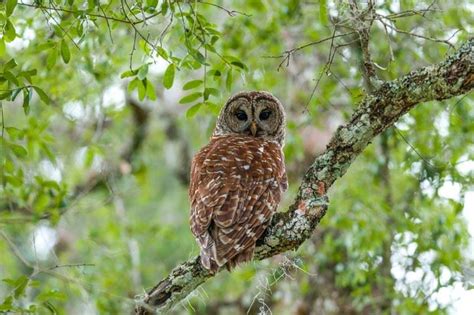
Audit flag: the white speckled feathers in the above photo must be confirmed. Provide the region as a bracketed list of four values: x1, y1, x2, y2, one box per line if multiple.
[189, 135, 287, 271]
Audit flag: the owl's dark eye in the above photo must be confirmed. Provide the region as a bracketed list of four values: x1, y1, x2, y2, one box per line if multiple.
[235, 110, 248, 121]
[259, 109, 272, 120]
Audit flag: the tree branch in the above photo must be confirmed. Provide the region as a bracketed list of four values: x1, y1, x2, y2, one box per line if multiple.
[135, 39, 473, 314]
[18, 2, 161, 25]
[349, 0, 379, 92]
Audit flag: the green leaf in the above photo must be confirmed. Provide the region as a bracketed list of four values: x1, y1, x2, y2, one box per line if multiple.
[18, 69, 37, 84]
[4, 20, 16, 42]
[47, 50, 57, 69]
[204, 101, 221, 115]
[36, 289, 66, 303]
[128, 77, 140, 93]
[204, 87, 219, 100]
[76, 20, 84, 37]
[0, 91, 12, 100]
[3, 278, 18, 287]
[183, 79, 203, 90]
[5, 127, 22, 138]
[4, 58, 17, 70]
[145, 79, 156, 100]
[11, 87, 22, 101]
[120, 69, 137, 79]
[13, 276, 29, 298]
[35, 193, 50, 212]
[137, 64, 149, 80]
[4, 175, 21, 187]
[43, 302, 57, 314]
[207, 69, 221, 78]
[186, 103, 202, 119]
[3, 70, 19, 86]
[87, 0, 96, 10]
[146, 0, 158, 10]
[23, 101, 32, 115]
[210, 35, 219, 45]
[0, 296, 13, 310]
[161, 1, 169, 16]
[230, 61, 246, 70]
[0, 39, 5, 56]
[6, 0, 18, 17]
[9, 143, 28, 158]
[84, 146, 95, 167]
[4, 159, 15, 173]
[33, 86, 51, 105]
[225, 69, 233, 91]
[179, 92, 202, 104]
[22, 87, 32, 112]
[138, 80, 146, 101]
[60, 40, 71, 64]
[320, 0, 329, 25]
[156, 47, 168, 60]
[163, 63, 175, 89]
[191, 50, 206, 65]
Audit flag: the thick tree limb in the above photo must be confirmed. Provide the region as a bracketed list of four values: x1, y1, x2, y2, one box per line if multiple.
[135, 39, 473, 314]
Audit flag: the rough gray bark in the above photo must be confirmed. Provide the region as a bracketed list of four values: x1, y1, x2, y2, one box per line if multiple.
[135, 39, 473, 314]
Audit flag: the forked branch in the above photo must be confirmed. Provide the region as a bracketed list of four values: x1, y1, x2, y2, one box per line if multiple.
[135, 39, 473, 314]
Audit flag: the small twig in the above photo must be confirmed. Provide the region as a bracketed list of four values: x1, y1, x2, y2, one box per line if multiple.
[121, 0, 158, 55]
[423, 0, 438, 16]
[349, 0, 378, 92]
[197, 1, 251, 17]
[129, 30, 138, 71]
[381, 8, 440, 20]
[330, 71, 354, 97]
[47, 263, 95, 270]
[39, 6, 80, 50]
[123, 0, 140, 21]
[175, 0, 194, 65]
[136, 12, 162, 25]
[394, 128, 437, 170]
[159, 2, 174, 47]
[0, 230, 34, 269]
[264, 31, 356, 70]
[376, 17, 455, 48]
[99, 5, 114, 43]
[18, 2, 159, 25]
[303, 36, 358, 113]
[382, 22, 395, 62]
[448, 93, 469, 114]
[0, 101, 4, 188]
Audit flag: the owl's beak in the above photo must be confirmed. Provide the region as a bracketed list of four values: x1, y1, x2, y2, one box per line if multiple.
[250, 121, 258, 136]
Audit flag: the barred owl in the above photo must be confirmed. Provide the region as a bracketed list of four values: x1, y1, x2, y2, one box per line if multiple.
[189, 91, 288, 272]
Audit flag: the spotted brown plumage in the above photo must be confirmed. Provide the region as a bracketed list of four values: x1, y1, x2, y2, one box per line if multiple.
[190, 135, 287, 271]
[189, 91, 287, 272]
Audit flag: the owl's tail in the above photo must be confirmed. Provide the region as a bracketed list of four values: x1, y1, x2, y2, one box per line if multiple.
[199, 251, 219, 273]
[199, 240, 255, 273]
[198, 232, 221, 273]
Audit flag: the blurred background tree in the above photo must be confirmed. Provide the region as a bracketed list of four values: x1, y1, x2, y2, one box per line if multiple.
[0, 0, 473, 314]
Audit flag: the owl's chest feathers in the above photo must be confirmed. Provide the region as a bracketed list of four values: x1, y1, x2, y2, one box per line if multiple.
[198, 135, 285, 181]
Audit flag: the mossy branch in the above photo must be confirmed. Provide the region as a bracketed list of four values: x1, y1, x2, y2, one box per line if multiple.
[135, 38, 473, 314]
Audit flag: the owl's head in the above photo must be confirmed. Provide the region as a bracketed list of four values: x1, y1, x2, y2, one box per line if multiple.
[213, 91, 286, 146]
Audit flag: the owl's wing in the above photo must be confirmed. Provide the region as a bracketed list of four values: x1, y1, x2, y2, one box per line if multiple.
[189, 135, 286, 270]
